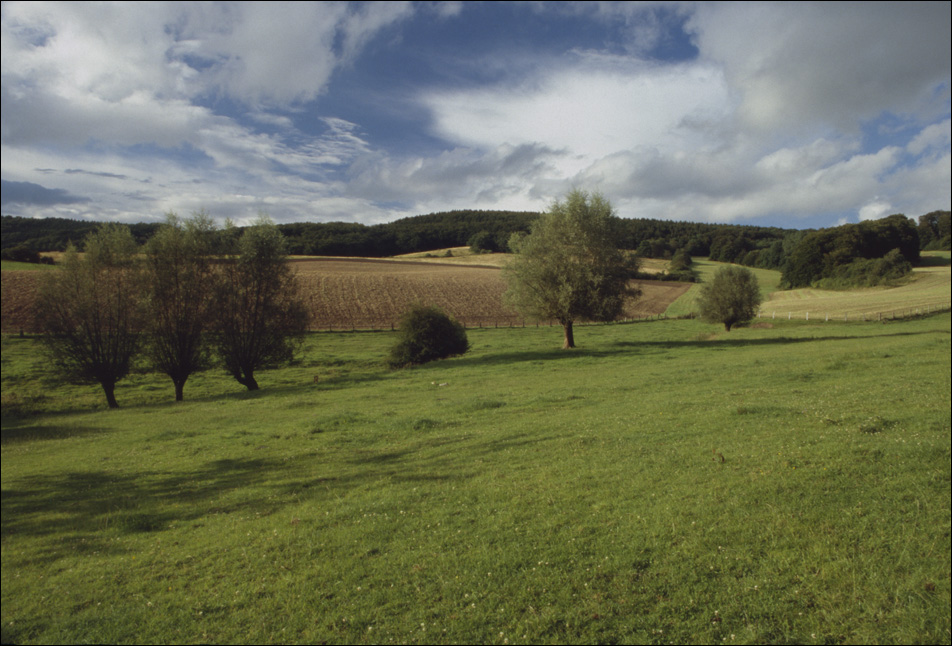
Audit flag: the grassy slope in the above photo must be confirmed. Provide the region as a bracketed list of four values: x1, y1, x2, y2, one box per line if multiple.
[2, 314, 950, 644]
[665, 254, 951, 319]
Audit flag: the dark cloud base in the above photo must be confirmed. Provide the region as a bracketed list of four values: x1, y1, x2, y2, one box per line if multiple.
[1, 179, 91, 207]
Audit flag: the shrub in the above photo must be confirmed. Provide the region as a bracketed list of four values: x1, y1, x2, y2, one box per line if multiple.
[388, 305, 469, 368]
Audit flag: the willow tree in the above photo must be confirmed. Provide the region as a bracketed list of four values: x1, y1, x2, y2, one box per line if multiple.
[503, 190, 639, 348]
[697, 266, 762, 331]
[142, 211, 218, 401]
[210, 216, 309, 390]
[35, 225, 143, 409]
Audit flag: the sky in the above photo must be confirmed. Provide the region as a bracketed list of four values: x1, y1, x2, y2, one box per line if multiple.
[2, 1, 950, 229]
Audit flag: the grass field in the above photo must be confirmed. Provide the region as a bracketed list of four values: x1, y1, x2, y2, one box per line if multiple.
[665, 254, 951, 321]
[762, 253, 951, 320]
[2, 312, 949, 644]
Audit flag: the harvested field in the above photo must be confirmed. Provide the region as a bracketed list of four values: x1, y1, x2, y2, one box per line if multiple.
[292, 258, 685, 329]
[0, 271, 41, 334]
[1, 258, 688, 333]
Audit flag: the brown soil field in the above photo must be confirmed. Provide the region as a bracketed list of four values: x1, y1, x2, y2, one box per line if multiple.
[1, 259, 689, 333]
[1, 271, 42, 334]
[294, 258, 688, 329]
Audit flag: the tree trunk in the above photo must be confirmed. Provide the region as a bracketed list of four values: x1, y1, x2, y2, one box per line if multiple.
[238, 373, 259, 391]
[173, 378, 186, 401]
[102, 382, 120, 409]
[562, 321, 575, 349]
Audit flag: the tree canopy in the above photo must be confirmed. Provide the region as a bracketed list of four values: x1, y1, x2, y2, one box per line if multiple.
[210, 217, 309, 391]
[503, 190, 638, 348]
[697, 266, 763, 332]
[142, 211, 218, 401]
[34, 225, 144, 408]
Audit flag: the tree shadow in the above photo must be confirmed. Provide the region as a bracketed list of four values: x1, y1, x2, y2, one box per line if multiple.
[429, 327, 945, 371]
[918, 254, 951, 267]
[1, 433, 477, 566]
[0, 423, 110, 445]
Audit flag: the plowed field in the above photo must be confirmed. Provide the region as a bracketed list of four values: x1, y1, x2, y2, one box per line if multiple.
[1, 258, 690, 333]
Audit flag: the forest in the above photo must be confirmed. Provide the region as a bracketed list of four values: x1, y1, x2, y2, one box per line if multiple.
[3, 209, 949, 288]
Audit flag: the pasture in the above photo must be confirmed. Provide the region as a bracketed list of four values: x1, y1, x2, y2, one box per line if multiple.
[663, 252, 951, 320]
[2, 310, 950, 644]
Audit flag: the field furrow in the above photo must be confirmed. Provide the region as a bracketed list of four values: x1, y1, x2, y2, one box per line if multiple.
[3, 257, 738, 332]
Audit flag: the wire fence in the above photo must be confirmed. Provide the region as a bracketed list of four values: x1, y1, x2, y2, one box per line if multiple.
[309, 313, 671, 332]
[757, 302, 951, 323]
[309, 303, 951, 332]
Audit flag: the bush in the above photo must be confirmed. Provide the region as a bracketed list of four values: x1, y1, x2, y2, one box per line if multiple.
[388, 305, 469, 368]
[813, 248, 912, 289]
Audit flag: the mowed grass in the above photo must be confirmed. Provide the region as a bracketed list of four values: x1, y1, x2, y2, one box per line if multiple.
[664, 256, 950, 320]
[2, 315, 950, 644]
[664, 259, 781, 318]
[764, 252, 951, 319]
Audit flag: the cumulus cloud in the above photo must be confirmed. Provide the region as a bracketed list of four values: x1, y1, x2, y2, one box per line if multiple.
[1, 2, 948, 227]
[686, 2, 951, 133]
[1, 1, 412, 146]
[423, 57, 731, 172]
[174, 2, 412, 106]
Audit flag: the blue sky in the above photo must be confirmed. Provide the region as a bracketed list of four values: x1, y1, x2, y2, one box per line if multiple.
[2, 1, 949, 229]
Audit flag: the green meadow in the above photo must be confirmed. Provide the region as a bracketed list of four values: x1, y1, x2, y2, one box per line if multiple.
[2, 313, 950, 644]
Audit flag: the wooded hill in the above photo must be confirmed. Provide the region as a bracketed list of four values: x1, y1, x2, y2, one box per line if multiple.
[0, 209, 811, 259]
[3, 209, 948, 283]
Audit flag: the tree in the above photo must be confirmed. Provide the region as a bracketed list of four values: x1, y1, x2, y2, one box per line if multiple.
[211, 216, 309, 390]
[34, 225, 143, 408]
[468, 230, 496, 254]
[697, 266, 762, 331]
[388, 304, 469, 368]
[503, 189, 639, 348]
[142, 211, 218, 401]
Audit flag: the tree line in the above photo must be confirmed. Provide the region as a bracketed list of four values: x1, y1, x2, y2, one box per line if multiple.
[35, 213, 308, 408]
[5, 210, 947, 267]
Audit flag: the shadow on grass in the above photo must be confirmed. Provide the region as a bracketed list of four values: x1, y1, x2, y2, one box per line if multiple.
[1, 434, 477, 566]
[430, 327, 946, 371]
[0, 363, 391, 424]
[0, 423, 109, 445]
[918, 254, 951, 267]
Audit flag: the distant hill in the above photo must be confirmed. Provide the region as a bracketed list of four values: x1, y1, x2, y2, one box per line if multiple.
[4, 210, 947, 277]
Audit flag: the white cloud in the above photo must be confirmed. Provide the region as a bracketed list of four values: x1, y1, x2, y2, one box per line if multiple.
[1, 1, 413, 148]
[907, 119, 952, 156]
[176, 2, 412, 106]
[422, 56, 731, 174]
[858, 201, 893, 221]
[686, 2, 952, 132]
[345, 143, 560, 213]
[1, 2, 948, 227]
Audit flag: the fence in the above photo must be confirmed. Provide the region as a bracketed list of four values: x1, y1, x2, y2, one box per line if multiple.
[309, 313, 670, 332]
[757, 302, 951, 323]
